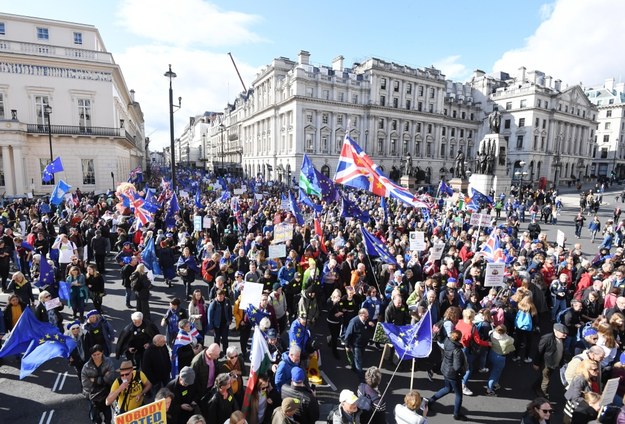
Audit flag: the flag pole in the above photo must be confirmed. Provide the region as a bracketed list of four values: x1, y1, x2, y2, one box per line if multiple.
[410, 358, 416, 390]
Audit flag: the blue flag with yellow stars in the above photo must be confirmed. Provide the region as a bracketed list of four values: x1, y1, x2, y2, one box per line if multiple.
[36, 256, 56, 288]
[380, 308, 432, 359]
[0, 307, 69, 359]
[20, 331, 76, 378]
[246, 304, 270, 327]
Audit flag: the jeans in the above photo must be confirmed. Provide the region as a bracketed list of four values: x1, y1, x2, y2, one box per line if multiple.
[462, 348, 475, 386]
[125, 286, 133, 306]
[214, 324, 229, 352]
[429, 375, 463, 416]
[352, 346, 365, 383]
[575, 224, 583, 237]
[551, 297, 567, 321]
[487, 350, 506, 390]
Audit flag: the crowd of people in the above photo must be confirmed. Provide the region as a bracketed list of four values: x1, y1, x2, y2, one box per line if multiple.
[3, 167, 625, 423]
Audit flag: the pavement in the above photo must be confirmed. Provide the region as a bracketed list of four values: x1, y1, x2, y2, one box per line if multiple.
[0, 182, 624, 423]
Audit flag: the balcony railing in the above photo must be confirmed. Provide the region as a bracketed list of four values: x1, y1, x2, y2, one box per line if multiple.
[27, 124, 142, 150]
[0, 39, 114, 64]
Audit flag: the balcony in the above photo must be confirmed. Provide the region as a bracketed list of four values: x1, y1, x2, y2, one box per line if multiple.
[0, 39, 114, 64]
[27, 124, 142, 150]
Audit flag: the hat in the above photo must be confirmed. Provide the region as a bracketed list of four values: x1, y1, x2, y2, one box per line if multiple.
[582, 327, 598, 338]
[166, 232, 174, 237]
[553, 323, 569, 335]
[291, 367, 305, 383]
[339, 389, 359, 404]
[123, 241, 131, 246]
[282, 397, 299, 413]
[394, 270, 403, 277]
[299, 312, 307, 320]
[464, 279, 473, 285]
[179, 366, 195, 385]
[86, 309, 100, 319]
[235, 271, 244, 277]
[266, 329, 277, 339]
[448, 277, 457, 283]
[294, 272, 301, 278]
[66, 320, 81, 331]
[273, 282, 282, 291]
[117, 360, 134, 372]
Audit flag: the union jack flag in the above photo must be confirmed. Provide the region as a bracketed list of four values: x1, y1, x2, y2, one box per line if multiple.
[480, 231, 506, 263]
[128, 192, 154, 226]
[334, 135, 429, 209]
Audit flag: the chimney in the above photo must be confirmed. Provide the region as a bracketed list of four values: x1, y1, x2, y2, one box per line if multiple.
[332, 55, 344, 72]
[190, 116, 195, 126]
[518, 66, 526, 83]
[130, 89, 135, 102]
[554, 79, 562, 91]
[473, 69, 485, 79]
[605, 77, 615, 91]
[298, 50, 310, 65]
[546, 75, 552, 88]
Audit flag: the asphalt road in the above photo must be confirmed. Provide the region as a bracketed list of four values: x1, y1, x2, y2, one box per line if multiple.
[0, 184, 622, 423]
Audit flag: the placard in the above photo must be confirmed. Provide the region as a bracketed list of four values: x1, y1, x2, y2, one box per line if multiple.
[233, 188, 246, 195]
[194, 215, 202, 233]
[254, 193, 264, 200]
[557, 230, 565, 247]
[469, 212, 492, 227]
[273, 223, 293, 243]
[409, 231, 426, 251]
[430, 241, 445, 260]
[268, 244, 287, 258]
[45, 297, 62, 311]
[600, 377, 620, 406]
[178, 190, 189, 199]
[280, 199, 290, 211]
[484, 262, 506, 287]
[239, 282, 264, 310]
[115, 399, 167, 424]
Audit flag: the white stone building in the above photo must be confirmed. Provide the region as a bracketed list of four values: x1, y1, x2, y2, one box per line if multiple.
[584, 78, 625, 180]
[0, 13, 145, 196]
[471, 67, 598, 188]
[210, 51, 482, 185]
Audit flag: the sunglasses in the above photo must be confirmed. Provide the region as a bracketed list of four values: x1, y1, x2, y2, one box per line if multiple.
[540, 409, 553, 414]
[120, 371, 132, 377]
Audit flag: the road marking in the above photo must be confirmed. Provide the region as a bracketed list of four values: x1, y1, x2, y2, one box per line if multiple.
[39, 410, 55, 424]
[319, 370, 337, 391]
[58, 371, 68, 391]
[52, 372, 62, 392]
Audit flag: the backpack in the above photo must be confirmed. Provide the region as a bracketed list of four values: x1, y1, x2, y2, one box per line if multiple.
[326, 405, 340, 424]
[556, 307, 571, 325]
[201, 258, 215, 282]
[432, 319, 447, 343]
[514, 310, 533, 331]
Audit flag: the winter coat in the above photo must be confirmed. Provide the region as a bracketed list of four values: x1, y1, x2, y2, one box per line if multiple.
[440, 338, 467, 379]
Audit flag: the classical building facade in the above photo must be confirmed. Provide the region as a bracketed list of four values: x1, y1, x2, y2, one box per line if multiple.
[584, 78, 625, 180]
[0, 13, 145, 196]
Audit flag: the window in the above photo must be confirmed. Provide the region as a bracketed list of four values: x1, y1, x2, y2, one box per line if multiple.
[461, 112, 466, 119]
[37, 27, 49, 40]
[537, 99, 542, 108]
[377, 138, 384, 155]
[416, 123, 421, 132]
[518, 118, 525, 127]
[380, 78, 387, 90]
[417, 102, 422, 112]
[544, 101, 548, 109]
[390, 139, 397, 155]
[391, 120, 397, 131]
[601, 148, 608, 159]
[322, 113, 328, 125]
[415, 140, 421, 156]
[337, 115, 343, 126]
[535, 118, 539, 127]
[428, 103, 434, 113]
[306, 87, 314, 97]
[35, 95, 50, 126]
[78, 99, 92, 131]
[406, 83, 412, 94]
[441, 127, 446, 136]
[605, 122, 611, 130]
[380, 95, 386, 106]
[443, 109, 448, 116]
[470, 113, 474, 120]
[402, 140, 408, 155]
[393, 81, 399, 92]
[418, 86, 424, 96]
[404, 122, 409, 131]
[322, 90, 329, 100]
[352, 94, 358, 104]
[533, 136, 538, 150]
[82, 159, 95, 185]
[450, 128, 455, 137]
[427, 124, 432, 134]
[440, 143, 446, 158]
[353, 116, 358, 126]
[378, 119, 384, 130]
[505, 102, 512, 110]
[393, 98, 398, 108]
[336, 137, 342, 153]
[520, 100, 527, 108]
[40, 159, 54, 185]
[338, 92, 344, 102]
[541, 137, 545, 149]
[468, 130, 472, 138]
[306, 114, 313, 123]
[0, 93, 4, 119]
[321, 137, 328, 153]
[73, 32, 82, 45]
[452, 110, 457, 118]
[405, 100, 411, 110]
[542, 119, 546, 129]
[516, 135, 524, 149]
[609, 99, 615, 105]
[604, 134, 610, 143]
[426, 142, 432, 157]
[0, 22, 5, 35]
[306, 137, 313, 153]
[430, 88, 435, 99]
[460, 129, 464, 138]
[504, 119, 511, 129]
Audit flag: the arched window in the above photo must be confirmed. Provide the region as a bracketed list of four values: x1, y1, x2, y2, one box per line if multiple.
[321, 164, 330, 178]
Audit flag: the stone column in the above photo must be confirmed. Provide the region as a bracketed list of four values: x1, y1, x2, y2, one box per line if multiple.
[11, 145, 25, 195]
[2, 146, 14, 196]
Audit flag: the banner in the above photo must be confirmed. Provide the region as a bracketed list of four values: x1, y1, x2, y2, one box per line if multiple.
[484, 262, 506, 287]
[114, 399, 167, 424]
[193, 216, 202, 233]
[233, 188, 246, 195]
[409, 231, 425, 251]
[268, 244, 286, 259]
[273, 223, 293, 243]
[469, 212, 493, 227]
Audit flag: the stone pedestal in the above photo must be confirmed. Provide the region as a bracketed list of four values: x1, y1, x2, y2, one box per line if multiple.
[449, 177, 469, 193]
[400, 175, 416, 190]
[471, 133, 513, 195]
[469, 173, 494, 196]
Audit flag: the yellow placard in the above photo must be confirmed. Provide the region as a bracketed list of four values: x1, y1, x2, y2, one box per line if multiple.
[115, 399, 167, 424]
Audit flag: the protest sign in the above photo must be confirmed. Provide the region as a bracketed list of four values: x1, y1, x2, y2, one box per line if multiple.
[484, 262, 506, 287]
[409, 231, 426, 251]
[268, 244, 286, 258]
[239, 282, 264, 310]
[114, 399, 167, 424]
[430, 241, 445, 260]
[273, 223, 293, 243]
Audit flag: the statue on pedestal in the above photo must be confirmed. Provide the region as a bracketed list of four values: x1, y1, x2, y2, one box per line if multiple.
[454, 148, 466, 179]
[488, 108, 501, 134]
[404, 155, 413, 177]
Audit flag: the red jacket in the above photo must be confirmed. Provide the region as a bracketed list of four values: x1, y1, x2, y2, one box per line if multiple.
[455, 320, 490, 349]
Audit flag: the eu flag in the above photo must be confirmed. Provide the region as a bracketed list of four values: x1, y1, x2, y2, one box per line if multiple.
[20, 332, 76, 378]
[218, 190, 231, 203]
[341, 196, 370, 222]
[380, 197, 389, 223]
[164, 193, 180, 228]
[439, 180, 454, 196]
[298, 189, 322, 213]
[381, 308, 432, 359]
[360, 227, 399, 267]
[288, 191, 304, 226]
[195, 189, 203, 208]
[36, 257, 56, 288]
[0, 307, 61, 358]
[315, 169, 338, 203]
[42, 157, 64, 183]
[299, 154, 322, 197]
[246, 304, 270, 327]
[50, 180, 71, 206]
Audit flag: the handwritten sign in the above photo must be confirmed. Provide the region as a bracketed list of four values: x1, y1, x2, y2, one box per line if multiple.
[273, 223, 293, 243]
[193, 216, 202, 233]
[469, 213, 492, 227]
[484, 262, 506, 287]
[557, 230, 565, 247]
[268, 244, 287, 259]
[430, 241, 445, 260]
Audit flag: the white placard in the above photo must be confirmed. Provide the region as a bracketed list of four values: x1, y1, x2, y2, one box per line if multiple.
[268, 244, 287, 258]
[45, 297, 62, 311]
[484, 262, 506, 287]
[273, 223, 293, 243]
[409, 231, 426, 251]
[239, 282, 264, 310]
[203, 215, 212, 229]
[233, 188, 245, 195]
[280, 199, 290, 211]
[469, 213, 493, 227]
[178, 190, 189, 199]
[254, 193, 263, 200]
[430, 241, 445, 260]
[194, 215, 202, 233]
[600, 377, 620, 406]
[557, 230, 565, 247]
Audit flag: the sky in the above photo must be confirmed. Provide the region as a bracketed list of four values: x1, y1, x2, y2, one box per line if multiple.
[2, 0, 625, 150]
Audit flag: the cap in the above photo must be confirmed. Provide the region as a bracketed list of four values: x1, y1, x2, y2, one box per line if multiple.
[582, 327, 598, 338]
[266, 329, 277, 339]
[117, 360, 134, 372]
[339, 389, 359, 404]
[448, 277, 457, 283]
[179, 366, 196, 385]
[273, 282, 282, 291]
[463, 279, 473, 285]
[235, 271, 244, 277]
[66, 320, 81, 331]
[123, 241, 131, 246]
[294, 272, 301, 278]
[299, 312, 307, 319]
[291, 367, 305, 383]
[553, 323, 569, 335]
[282, 397, 299, 413]
[86, 309, 100, 319]
[394, 270, 403, 277]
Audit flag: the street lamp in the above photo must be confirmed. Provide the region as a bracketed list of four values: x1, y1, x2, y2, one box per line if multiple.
[44, 104, 53, 162]
[164, 64, 181, 190]
[219, 123, 225, 176]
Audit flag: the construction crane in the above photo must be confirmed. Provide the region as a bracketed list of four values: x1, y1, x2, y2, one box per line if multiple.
[228, 52, 247, 93]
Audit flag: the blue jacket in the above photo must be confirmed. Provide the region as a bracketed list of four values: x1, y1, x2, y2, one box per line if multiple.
[207, 298, 232, 330]
[277, 265, 295, 287]
[274, 351, 298, 393]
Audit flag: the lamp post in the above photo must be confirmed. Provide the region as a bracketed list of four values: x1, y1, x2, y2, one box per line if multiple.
[44, 104, 53, 162]
[164, 64, 181, 189]
[219, 123, 225, 176]
[110, 171, 114, 191]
